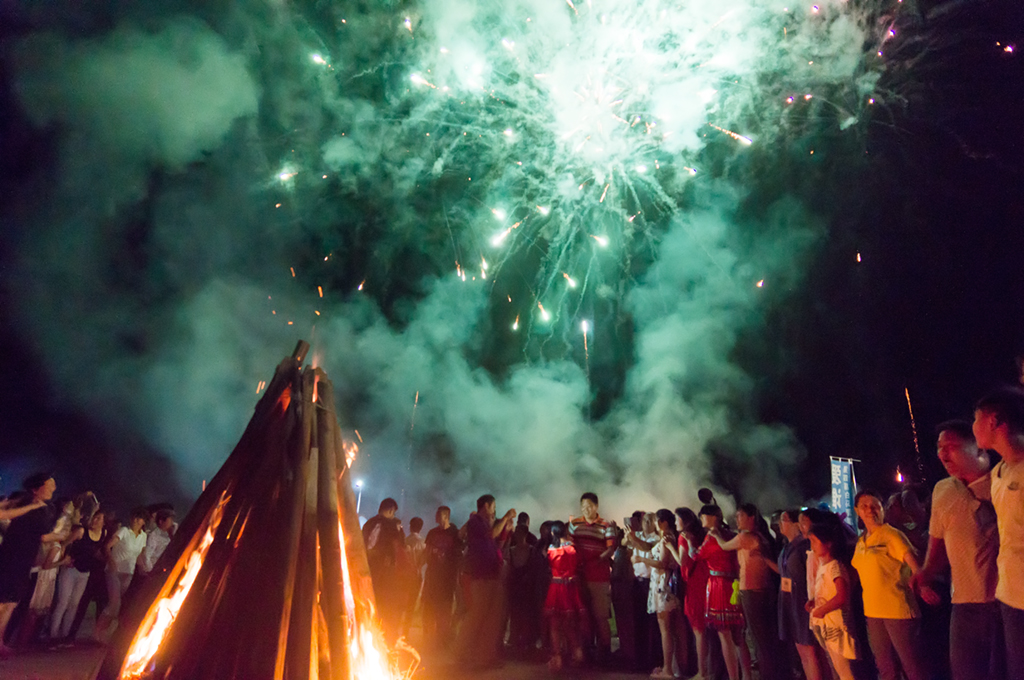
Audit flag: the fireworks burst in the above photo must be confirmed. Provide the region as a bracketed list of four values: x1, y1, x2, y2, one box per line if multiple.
[300, 0, 893, 356]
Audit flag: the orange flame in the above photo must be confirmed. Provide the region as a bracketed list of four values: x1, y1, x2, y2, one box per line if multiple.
[337, 520, 391, 680]
[119, 493, 229, 679]
[344, 441, 359, 469]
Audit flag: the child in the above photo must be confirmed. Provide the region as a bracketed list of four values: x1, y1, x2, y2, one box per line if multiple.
[806, 520, 858, 680]
[544, 521, 585, 670]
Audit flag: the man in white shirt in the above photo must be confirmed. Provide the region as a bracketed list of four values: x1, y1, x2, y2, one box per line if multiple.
[140, 509, 176, 575]
[974, 387, 1024, 680]
[913, 420, 1001, 680]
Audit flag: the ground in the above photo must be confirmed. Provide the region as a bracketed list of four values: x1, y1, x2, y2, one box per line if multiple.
[0, 646, 650, 680]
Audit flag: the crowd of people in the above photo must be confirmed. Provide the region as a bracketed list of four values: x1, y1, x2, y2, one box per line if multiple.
[358, 386, 1024, 680]
[0, 385, 1022, 680]
[0, 483, 175, 657]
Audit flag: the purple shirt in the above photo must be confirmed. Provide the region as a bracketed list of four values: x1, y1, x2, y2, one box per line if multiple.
[465, 514, 501, 580]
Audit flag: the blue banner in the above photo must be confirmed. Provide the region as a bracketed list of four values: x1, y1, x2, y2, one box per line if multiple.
[830, 458, 858, 530]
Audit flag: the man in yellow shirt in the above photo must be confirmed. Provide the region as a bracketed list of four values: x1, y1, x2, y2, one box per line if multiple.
[851, 491, 930, 680]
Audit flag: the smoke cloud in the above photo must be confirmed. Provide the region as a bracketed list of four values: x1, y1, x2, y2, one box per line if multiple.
[2, 0, 894, 519]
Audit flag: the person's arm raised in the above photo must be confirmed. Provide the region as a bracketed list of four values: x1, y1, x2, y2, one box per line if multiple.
[0, 499, 45, 521]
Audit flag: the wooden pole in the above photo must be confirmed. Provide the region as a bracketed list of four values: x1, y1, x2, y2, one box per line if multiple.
[315, 372, 349, 680]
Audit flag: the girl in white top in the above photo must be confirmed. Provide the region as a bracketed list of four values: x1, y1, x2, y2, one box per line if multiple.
[806, 520, 858, 680]
[95, 508, 149, 641]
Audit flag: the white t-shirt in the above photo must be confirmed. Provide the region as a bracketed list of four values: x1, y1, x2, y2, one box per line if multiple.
[141, 527, 172, 574]
[992, 459, 1024, 609]
[110, 526, 148, 575]
[929, 473, 999, 604]
[811, 559, 858, 660]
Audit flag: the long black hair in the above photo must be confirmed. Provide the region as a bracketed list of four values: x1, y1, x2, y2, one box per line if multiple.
[655, 508, 678, 544]
[549, 519, 567, 544]
[675, 506, 705, 544]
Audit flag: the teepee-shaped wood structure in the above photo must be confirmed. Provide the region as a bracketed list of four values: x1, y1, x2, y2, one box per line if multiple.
[100, 342, 388, 680]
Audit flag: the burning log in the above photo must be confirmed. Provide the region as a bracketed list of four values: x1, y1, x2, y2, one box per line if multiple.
[99, 342, 394, 680]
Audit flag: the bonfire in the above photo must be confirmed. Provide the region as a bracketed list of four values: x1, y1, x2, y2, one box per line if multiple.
[99, 342, 416, 680]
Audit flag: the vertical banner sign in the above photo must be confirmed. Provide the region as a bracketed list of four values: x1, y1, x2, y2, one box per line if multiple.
[830, 457, 858, 530]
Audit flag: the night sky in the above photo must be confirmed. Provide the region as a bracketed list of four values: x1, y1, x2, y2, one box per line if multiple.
[1, 0, 1022, 520]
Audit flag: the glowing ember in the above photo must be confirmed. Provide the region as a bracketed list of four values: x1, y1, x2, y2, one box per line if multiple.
[119, 493, 228, 679]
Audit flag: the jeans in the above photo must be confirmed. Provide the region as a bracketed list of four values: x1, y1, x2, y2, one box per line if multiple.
[100, 570, 133, 619]
[950, 602, 1004, 680]
[866, 617, 928, 680]
[1001, 601, 1024, 680]
[50, 568, 90, 639]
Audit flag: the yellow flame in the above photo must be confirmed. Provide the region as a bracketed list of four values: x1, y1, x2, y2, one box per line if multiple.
[337, 522, 391, 680]
[119, 493, 228, 679]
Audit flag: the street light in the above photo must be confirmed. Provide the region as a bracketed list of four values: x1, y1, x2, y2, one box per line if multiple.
[354, 479, 364, 514]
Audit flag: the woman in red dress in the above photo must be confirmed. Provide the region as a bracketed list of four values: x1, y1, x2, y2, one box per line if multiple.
[543, 520, 585, 669]
[672, 507, 711, 680]
[696, 505, 753, 680]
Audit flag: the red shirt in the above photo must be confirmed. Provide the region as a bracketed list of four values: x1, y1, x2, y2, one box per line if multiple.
[569, 516, 615, 583]
[548, 544, 580, 579]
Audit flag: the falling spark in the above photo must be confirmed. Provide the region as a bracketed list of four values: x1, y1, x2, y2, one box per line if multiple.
[563, 273, 578, 288]
[896, 468, 904, 483]
[311, 53, 327, 65]
[409, 73, 436, 88]
[358, 280, 365, 291]
[354, 429, 363, 443]
[590, 235, 609, 247]
[856, 252, 862, 263]
[492, 208, 507, 221]
[491, 228, 512, 246]
[708, 123, 753, 145]
[756, 279, 764, 288]
[538, 303, 551, 322]
[599, 183, 610, 202]
[256, 380, 266, 394]
[404, 16, 412, 32]
[290, 267, 296, 277]
[905, 386, 921, 459]
[537, 205, 551, 216]
[581, 320, 590, 379]
[318, 286, 323, 298]
[410, 391, 419, 432]
[512, 314, 520, 331]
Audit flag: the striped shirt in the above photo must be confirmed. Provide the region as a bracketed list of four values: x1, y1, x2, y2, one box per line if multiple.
[569, 516, 616, 583]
